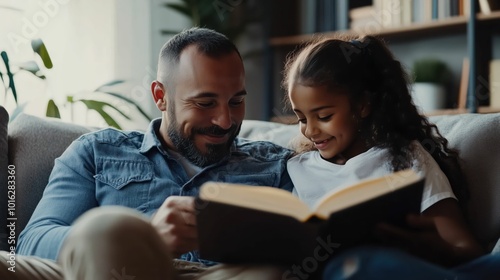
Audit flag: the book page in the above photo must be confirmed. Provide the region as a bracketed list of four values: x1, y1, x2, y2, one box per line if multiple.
[199, 182, 313, 221]
[313, 169, 422, 219]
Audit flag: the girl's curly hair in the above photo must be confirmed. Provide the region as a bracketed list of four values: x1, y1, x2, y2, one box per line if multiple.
[282, 35, 469, 212]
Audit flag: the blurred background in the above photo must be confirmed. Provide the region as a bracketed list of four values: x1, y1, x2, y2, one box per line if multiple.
[1, 0, 499, 129]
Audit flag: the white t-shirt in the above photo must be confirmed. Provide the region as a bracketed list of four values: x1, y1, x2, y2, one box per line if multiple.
[167, 150, 203, 178]
[287, 141, 456, 212]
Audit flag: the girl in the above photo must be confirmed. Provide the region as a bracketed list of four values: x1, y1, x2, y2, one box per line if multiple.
[282, 35, 484, 266]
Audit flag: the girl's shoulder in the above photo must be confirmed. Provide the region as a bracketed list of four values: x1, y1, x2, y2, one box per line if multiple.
[408, 140, 440, 171]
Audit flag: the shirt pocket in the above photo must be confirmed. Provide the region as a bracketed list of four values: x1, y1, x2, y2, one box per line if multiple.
[94, 159, 154, 209]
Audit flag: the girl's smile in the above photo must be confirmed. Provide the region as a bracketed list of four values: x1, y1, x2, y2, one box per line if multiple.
[312, 137, 334, 150]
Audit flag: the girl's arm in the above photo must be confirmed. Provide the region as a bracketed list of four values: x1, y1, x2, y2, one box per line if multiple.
[377, 198, 484, 267]
[420, 198, 484, 264]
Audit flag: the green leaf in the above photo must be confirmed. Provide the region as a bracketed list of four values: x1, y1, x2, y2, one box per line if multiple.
[9, 102, 28, 122]
[98, 91, 153, 121]
[0, 4, 23, 12]
[413, 59, 451, 84]
[17, 61, 40, 74]
[18, 61, 46, 79]
[46, 99, 61, 118]
[31, 38, 53, 69]
[161, 29, 183, 35]
[1, 51, 17, 104]
[94, 80, 125, 91]
[77, 99, 133, 129]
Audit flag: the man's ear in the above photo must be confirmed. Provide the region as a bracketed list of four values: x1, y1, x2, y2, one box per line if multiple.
[151, 81, 167, 111]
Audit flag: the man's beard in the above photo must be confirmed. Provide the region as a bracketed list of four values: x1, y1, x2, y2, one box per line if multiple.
[167, 112, 240, 167]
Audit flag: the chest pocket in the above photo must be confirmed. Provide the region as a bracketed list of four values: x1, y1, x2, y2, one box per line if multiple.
[94, 159, 154, 209]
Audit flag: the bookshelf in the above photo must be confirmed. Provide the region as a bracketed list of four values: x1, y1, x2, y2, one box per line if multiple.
[263, 1, 500, 120]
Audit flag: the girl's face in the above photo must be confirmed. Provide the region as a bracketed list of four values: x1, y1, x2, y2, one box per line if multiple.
[289, 84, 369, 164]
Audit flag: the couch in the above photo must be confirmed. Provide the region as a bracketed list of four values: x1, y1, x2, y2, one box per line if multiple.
[1, 105, 499, 254]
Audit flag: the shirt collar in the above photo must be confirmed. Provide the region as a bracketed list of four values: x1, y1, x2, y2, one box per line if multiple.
[139, 118, 167, 154]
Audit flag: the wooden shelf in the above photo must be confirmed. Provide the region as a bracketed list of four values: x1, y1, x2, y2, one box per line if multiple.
[477, 10, 500, 20]
[271, 107, 500, 124]
[425, 106, 500, 116]
[269, 12, 500, 46]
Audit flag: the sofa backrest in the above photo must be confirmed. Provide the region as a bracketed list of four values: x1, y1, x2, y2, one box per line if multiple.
[241, 113, 500, 250]
[6, 113, 94, 243]
[2, 111, 499, 252]
[428, 113, 500, 249]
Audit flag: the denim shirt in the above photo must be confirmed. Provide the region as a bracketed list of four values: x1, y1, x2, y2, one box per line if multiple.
[17, 119, 294, 264]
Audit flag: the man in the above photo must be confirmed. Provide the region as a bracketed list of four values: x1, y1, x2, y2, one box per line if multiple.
[1, 27, 293, 279]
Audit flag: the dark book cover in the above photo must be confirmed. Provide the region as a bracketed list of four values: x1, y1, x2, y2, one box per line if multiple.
[195, 177, 424, 265]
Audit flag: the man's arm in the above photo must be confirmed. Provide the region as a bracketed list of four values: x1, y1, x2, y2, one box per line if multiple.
[17, 138, 98, 260]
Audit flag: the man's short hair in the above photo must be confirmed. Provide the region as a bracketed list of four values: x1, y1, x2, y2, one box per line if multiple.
[157, 27, 242, 88]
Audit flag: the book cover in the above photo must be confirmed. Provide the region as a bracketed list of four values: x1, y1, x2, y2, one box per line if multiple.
[195, 169, 424, 265]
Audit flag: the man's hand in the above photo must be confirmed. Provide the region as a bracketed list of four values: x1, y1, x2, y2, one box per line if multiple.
[151, 196, 198, 257]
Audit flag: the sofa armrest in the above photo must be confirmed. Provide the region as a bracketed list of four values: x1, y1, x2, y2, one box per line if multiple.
[0, 106, 9, 250]
[7, 114, 96, 240]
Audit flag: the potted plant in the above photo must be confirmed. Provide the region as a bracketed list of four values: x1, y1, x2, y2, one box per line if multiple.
[411, 58, 452, 113]
[1, 39, 151, 129]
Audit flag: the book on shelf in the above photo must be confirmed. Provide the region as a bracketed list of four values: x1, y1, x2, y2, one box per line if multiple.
[490, 60, 500, 108]
[195, 169, 424, 265]
[458, 57, 469, 109]
[365, 0, 470, 30]
[479, 0, 500, 15]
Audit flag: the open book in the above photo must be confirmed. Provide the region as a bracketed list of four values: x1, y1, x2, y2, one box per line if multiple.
[196, 169, 424, 265]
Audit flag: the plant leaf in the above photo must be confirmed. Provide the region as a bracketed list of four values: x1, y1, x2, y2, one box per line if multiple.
[94, 80, 125, 91]
[1, 51, 17, 103]
[17, 61, 40, 74]
[31, 38, 53, 69]
[46, 99, 61, 118]
[78, 100, 122, 129]
[98, 91, 153, 121]
[9, 102, 28, 122]
[161, 29, 183, 35]
[77, 99, 133, 129]
[18, 61, 46, 79]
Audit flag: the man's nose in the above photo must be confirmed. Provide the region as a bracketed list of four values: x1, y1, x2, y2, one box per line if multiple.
[212, 105, 232, 130]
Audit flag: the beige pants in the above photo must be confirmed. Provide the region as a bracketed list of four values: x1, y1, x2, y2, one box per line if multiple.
[0, 206, 284, 280]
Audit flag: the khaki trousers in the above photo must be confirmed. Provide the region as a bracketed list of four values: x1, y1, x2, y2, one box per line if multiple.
[0, 206, 284, 280]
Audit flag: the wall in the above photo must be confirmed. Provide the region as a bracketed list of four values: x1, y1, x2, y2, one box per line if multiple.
[0, 0, 162, 129]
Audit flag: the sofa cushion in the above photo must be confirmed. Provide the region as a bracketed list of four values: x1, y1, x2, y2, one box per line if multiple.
[7, 114, 95, 238]
[429, 113, 500, 249]
[0, 106, 8, 250]
[240, 120, 299, 148]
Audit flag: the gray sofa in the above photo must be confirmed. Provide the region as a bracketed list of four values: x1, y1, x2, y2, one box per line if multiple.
[1, 105, 499, 254]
